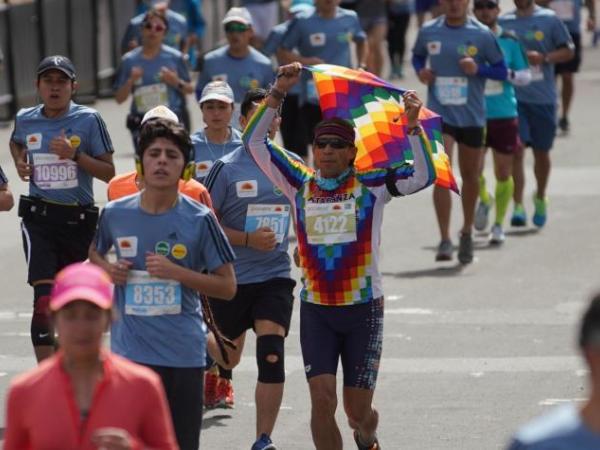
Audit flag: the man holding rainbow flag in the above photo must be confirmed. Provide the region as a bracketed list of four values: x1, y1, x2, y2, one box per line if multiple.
[243, 61, 456, 450]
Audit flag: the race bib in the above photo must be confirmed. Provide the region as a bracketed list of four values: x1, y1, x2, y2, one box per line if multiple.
[305, 200, 357, 245]
[531, 65, 544, 82]
[484, 80, 504, 96]
[245, 204, 291, 244]
[125, 270, 182, 316]
[195, 160, 213, 179]
[306, 80, 319, 103]
[435, 77, 468, 105]
[134, 83, 168, 113]
[32, 153, 78, 190]
[550, 0, 574, 20]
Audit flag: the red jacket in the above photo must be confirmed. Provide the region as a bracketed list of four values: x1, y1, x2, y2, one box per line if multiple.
[3, 351, 178, 450]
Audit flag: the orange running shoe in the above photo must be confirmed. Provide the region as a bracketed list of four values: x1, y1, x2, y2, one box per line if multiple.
[203, 368, 219, 409]
[215, 377, 235, 409]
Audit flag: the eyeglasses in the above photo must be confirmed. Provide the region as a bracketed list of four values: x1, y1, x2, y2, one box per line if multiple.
[143, 22, 166, 32]
[474, 1, 498, 9]
[225, 22, 250, 33]
[314, 138, 351, 149]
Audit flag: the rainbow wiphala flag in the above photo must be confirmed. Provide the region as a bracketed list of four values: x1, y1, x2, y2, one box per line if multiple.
[305, 64, 459, 193]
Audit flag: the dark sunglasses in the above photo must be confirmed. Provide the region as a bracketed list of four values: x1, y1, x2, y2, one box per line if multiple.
[314, 138, 351, 150]
[474, 1, 498, 9]
[143, 22, 166, 32]
[225, 22, 250, 33]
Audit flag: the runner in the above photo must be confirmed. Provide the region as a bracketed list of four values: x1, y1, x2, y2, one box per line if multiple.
[354, 0, 388, 76]
[108, 105, 213, 209]
[241, 0, 281, 49]
[0, 164, 14, 211]
[121, 0, 189, 55]
[472, 0, 532, 244]
[244, 62, 436, 450]
[547, 0, 596, 134]
[262, 0, 314, 155]
[9, 55, 115, 363]
[387, 0, 414, 79]
[412, 0, 507, 263]
[195, 6, 274, 128]
[499, 0, 574, 228]
[114, 9, 193, 145]
[278, 0, 368, 157]
[204, 88, 297, 449]
[3, 263, 178, 450]
[191, 81, 243, 183]
[506, 292, 600, 449]
[89, 115, 236, 450]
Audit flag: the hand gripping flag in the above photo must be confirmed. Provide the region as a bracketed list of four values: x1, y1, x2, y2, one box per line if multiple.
[305, 64, 459, 194]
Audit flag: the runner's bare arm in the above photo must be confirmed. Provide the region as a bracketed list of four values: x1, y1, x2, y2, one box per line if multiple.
[75, 152, 115, 183]
[9, 140, 32, 182]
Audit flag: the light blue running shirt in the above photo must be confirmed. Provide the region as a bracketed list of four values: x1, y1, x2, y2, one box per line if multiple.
[114, 45, 190, 116]
[195, 46, 274, 103]
[262, 20, 304, 96]
[120, 9, 189, 54]
[549, 0, 582, 34]
[485, 27, 529, 119]
[499, 6, 573, 105]
[11, 102, 113, 205]
[508, 404, 600, 449]
[280, 7, 366, 105]
[191, 127, 243, 182]
[204, 145, 297, 284]
[412, 16, 505, 127]
[94, 193, 235, 368]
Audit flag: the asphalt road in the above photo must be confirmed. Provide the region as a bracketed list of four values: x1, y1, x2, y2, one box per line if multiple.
[0, 27, 599, 450]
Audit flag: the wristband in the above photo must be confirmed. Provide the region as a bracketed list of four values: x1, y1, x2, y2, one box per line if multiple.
[245, 232, 249, 247]
[177, 79, 185, 91]
[407, 125, 423, 136]
[72, 149, 81, 162]
[269, 87, 287, 101]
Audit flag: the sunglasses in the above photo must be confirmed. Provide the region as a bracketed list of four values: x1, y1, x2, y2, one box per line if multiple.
[225, 22, 250, 33]
[143, 22, 166, 32]
[314, 138, 351, 150]
[474, 1, 498, 9]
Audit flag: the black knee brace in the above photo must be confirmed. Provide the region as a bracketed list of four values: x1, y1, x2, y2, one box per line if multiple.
[31, 284, 54, 346]
[256, 334, 285, 384]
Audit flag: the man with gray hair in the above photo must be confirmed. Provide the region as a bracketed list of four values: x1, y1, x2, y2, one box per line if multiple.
[507, 292, 600, 449]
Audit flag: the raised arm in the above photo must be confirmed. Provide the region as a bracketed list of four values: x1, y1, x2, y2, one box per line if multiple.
[358, 91, 436, 196]
[242, 63, 314, 200]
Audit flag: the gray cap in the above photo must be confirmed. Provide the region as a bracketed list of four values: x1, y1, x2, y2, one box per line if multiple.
[199, 81, 235, 105]
[222, 7, 253, 26]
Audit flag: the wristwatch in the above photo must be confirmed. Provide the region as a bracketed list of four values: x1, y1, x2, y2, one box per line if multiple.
[407, 125, 423, 136]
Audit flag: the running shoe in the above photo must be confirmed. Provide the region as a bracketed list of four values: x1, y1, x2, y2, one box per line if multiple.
[474, 197, 492, 231]
[203, 368, 219, 409]
[489, 224, 505, 245]
[353, 430, 381, 449]
[510, 204, 527, 227]
[457, 232, 473, 264]
[251, 433, 277, 450]
[215, 377, 235, 409]
[532, 196, 547, 228]
[435, 239, 453, 261]
[558, 117, 570, 135]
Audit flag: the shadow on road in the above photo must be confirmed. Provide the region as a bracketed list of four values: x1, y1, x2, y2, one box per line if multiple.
[201, 413, 233, 430]
[383, 264, 464, 279]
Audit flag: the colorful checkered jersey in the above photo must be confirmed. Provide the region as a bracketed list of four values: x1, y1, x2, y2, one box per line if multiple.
[244, 103, 436, 306]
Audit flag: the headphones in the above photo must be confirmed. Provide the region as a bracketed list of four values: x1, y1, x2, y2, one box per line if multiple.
[135, 138, 195, 182]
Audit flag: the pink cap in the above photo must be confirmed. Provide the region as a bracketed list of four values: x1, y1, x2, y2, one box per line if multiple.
[50, 263, 114, 311]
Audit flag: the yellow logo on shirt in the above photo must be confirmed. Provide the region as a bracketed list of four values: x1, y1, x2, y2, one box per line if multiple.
[69, 135, 81, 148]
[171, 243, 188, 260]
[467, 45, 478, 57]
[534, 31, 544, 41]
